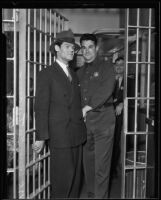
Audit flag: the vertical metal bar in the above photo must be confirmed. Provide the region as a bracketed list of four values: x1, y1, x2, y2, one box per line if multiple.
[33, 10, 37, 192]
[27, 9, 31, 199]
[144, 8, 152, 198]
[61, 17, 64, 30]
[38, 9, 42, 199]
[13, 9, 17, 198]
[44, 9, 47, 68]
[18, 9, 27, 199]
[48, 154, 50, 198]
[53, 11, 57, 62]
[43, 157, 46, 198]
[39, 9, 42, 71]
[121, 8, 129, 199]
[54, 12, 56, 37]
[146, 8, 152, 124]
[32, 9, 37, 197]
[48, 11, 52, 197]
[43, 9, 47, 198]
[133, 8, 140, 198]
[49, 10, 52, 65]
[58, 15, 60, 32]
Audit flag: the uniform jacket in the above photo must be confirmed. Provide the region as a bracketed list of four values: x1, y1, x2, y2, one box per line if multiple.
[77, 57, 116, 131]
[35, 61, 86, 148]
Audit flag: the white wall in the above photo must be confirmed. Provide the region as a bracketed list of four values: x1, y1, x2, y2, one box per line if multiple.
[56, 9, 120, 34]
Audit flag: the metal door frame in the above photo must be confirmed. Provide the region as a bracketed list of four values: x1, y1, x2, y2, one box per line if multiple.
[18, 9, 68, 199]
[121, 8, 156, 199]
[3, 8, 68, 199]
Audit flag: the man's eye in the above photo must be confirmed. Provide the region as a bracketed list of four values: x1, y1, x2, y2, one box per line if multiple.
[66, 45, 75, 50]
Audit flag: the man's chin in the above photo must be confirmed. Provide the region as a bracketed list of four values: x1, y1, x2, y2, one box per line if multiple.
[67, 56, 74, 61]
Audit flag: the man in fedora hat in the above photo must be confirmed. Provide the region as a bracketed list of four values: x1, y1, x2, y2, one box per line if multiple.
[33, 29, 86, 198]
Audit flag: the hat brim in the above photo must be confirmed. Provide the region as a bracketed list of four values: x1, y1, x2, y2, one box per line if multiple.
[49, 39, 80, 54]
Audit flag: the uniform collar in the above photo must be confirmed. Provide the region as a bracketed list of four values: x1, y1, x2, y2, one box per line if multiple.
[85, 57, 98, 68]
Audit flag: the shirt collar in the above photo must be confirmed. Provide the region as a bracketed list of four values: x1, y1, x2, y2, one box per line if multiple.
[56, 59, 68, 69]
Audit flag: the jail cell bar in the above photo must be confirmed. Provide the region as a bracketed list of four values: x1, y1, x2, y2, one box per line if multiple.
[2, 9, 19, 199]
[122, 8, 155, 199]
[19, 9, 68, 199]
[3, 8, 68, 199]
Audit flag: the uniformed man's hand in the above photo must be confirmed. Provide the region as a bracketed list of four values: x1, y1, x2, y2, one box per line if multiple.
[82, 105, 92, 121]
[32, 140, 45, 154]
[115, 103, 123, 116]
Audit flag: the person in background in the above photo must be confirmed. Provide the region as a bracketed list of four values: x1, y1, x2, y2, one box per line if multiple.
[77, 33, 116, 199]
[33, 29, 86, 199]
[110, 56, 124, 178]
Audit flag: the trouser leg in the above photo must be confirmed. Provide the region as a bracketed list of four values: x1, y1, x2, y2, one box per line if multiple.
[83, 131, 95, 197]
[50, 145, 83, 199]
[111, 114, 123, 174]
[95, 125, 115, 199]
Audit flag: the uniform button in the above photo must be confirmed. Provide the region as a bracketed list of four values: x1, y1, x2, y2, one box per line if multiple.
[84, 97, 87, 101]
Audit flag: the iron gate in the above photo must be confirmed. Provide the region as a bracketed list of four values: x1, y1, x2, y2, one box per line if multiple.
[122, 8, 156, 198]
[3, 8, 68, 199]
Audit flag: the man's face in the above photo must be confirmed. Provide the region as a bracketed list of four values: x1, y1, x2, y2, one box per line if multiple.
[56, 42, 75, 63]
[81, 40, 98, 63]
[114, 59, 124, 75]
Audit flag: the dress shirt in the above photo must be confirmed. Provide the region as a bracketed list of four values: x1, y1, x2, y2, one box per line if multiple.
[118, 76, 123, 88]
[56, 59, 69, 77]
[116, 75, 123, 88]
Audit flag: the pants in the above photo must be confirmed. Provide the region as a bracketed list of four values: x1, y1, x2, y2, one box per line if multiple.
[50, 145, 83, 198]
[83, 124, 115, 199]
[111, 113, 123, 174]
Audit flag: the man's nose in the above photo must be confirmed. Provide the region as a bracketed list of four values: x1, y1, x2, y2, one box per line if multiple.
[85, 48, 90, 53]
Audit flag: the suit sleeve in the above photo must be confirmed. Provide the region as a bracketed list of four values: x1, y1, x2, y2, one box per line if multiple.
[88, 64, 115, 109]
[35, 69, 50, 141]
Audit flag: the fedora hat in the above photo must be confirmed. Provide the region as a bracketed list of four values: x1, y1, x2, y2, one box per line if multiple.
[49, 29, 80, 53]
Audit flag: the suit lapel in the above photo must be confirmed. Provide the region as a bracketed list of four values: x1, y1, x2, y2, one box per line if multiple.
[52, 62, 74, 104]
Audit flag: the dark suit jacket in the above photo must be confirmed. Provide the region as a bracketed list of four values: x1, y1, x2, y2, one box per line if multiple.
[77, 57, 116, 131]
[35, 61, 86, 148]
[113, 78, 124, 108]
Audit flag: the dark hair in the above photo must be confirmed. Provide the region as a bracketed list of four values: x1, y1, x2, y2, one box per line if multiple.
[80, 34, 97, 46]
[50, 40, 63, 57]
[115, 56, 124, 63]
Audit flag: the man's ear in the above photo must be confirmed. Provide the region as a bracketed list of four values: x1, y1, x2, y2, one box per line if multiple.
[55, 44, 60, 52]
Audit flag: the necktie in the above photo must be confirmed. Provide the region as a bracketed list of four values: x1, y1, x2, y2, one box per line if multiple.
[67, 66, 72, 82]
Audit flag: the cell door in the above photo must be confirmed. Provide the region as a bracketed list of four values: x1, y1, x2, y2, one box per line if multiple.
[121, 8, 156, 198]
[3, 8, 68, 199]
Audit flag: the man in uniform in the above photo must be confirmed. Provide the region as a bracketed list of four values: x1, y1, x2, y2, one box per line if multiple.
[33, 29, 86, 199]
[77, 33, 115, 198]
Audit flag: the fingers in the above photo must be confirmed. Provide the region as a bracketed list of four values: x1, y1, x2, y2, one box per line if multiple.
[84, 116, 86, 122]
[32, 141, 44, 154]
